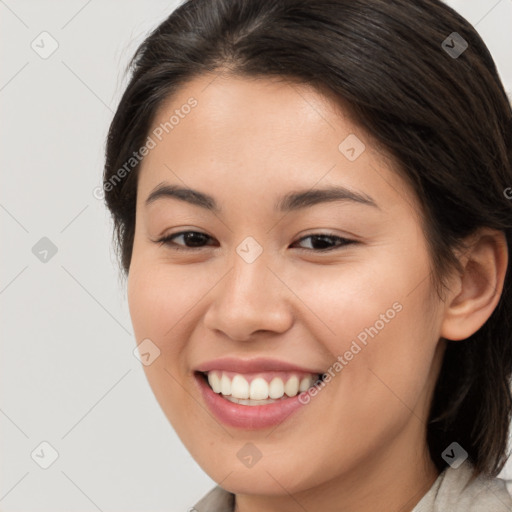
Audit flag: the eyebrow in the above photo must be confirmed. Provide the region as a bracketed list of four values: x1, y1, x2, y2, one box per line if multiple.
[145, 182, 380, 213]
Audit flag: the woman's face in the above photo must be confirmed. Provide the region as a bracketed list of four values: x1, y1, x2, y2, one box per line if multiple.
[127, 74, 447, 497]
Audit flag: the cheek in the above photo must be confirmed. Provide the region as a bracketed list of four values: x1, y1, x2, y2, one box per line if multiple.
[127, 259, 199, 422]
[297, 252, 409, 345]
[325, 293, 440, 474]
[307, 242, 438, 396]
[127, 257, 204, 346]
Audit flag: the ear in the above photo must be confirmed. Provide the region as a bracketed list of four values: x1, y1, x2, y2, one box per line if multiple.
[440, 228, 508, 341]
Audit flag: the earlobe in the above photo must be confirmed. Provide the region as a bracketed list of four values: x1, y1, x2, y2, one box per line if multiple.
[440, 228, 508, 341]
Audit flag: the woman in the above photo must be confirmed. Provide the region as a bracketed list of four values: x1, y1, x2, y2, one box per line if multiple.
[102, 0, 512, 510]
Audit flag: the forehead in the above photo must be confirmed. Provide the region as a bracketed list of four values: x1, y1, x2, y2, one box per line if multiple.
[136, 73, 417, 218]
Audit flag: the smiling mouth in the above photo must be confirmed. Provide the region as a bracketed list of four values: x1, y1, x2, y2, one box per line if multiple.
[196, 370, 324, 405]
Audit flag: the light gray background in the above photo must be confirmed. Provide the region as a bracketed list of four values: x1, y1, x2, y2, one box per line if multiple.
[1, 1, 511, 511]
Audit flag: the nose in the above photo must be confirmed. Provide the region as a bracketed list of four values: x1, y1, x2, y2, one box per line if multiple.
[202, 250, 294, 341]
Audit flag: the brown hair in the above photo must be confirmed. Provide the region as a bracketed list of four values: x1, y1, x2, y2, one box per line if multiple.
[103, 0, 512, 476]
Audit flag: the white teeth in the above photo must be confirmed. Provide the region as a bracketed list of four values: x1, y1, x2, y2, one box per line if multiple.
[268, 377, 284, 399]
[249, 377, 269, 400]
[206, 371, 318, 401]
[284, 375, 299, 397]
[220, 373, 231, 396]
[299, 375, 313, 391]
[225, 396, 280, 405]
[231, 375, 250, 399]
[208, 372, 222, 393]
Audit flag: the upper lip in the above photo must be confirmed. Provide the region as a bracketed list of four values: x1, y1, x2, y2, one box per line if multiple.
[194, 356, 324, 375]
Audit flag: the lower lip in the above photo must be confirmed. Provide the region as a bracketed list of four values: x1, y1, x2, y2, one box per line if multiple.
[194, 372, 309, 429]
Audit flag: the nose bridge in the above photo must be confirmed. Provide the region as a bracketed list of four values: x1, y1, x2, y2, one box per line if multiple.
[222, 233, 272, 301]
[204, 237, 292, 339]
[229, 242, 270, 302]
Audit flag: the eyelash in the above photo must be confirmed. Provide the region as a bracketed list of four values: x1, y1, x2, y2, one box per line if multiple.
[155, 231, 356, 252]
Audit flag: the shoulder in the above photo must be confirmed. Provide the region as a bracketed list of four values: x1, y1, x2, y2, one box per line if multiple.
[190, 485, 235, 512]
[413, 460, 512, 512]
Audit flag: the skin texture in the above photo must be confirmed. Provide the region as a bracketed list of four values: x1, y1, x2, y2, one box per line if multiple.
[126, 73, 508, 512]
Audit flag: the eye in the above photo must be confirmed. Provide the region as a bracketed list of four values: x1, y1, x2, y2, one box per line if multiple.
[155, 231, 356, 252]
[290, 233, 356, 252]
[155, 231, 217, 251]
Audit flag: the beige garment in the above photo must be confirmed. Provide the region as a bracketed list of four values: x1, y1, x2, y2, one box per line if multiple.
[191, 460, 512, 511]
[411, 459, 512, 511]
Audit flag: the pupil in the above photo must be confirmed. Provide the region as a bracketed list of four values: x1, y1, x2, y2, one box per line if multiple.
[186, 232, 207, 247]
[313, 235, 333, 249]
